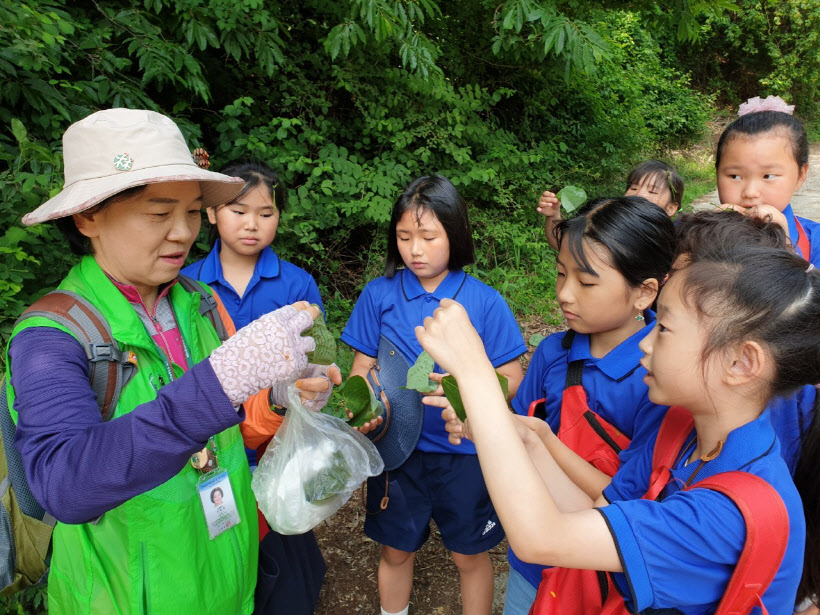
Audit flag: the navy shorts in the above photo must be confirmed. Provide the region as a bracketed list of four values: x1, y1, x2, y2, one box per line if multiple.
[364, 450, 504, 554]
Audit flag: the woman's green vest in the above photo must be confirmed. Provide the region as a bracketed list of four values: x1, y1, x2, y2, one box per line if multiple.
[6, 257, 257, 615]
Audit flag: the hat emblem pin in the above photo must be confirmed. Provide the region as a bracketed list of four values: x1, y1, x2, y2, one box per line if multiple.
[113, 153, 134, 171]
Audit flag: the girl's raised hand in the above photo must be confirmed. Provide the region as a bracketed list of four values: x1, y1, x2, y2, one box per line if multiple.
[415, 299, 493, 379]
[536, 190, 561, 219]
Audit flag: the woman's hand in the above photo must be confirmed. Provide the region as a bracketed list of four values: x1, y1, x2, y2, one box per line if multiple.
[269, 363, 342, 412]
[415, 299, 493, 380]
[209, 302, 318, 406]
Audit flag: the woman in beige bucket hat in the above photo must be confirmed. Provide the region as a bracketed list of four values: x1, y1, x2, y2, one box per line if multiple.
[5, 108, 335, 614]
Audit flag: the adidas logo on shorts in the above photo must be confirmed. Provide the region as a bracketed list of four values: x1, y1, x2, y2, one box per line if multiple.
[481, 520, 497, 536]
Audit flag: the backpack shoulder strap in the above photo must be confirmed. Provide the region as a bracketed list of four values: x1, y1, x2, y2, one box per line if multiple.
[643, 406, 694, 501]
[690, 471, 789, 615]
[14, 290, 133, 422]
[176, 275, 229, 342]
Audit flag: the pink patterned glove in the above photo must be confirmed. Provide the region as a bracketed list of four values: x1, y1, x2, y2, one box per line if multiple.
[209, 305, 316, 406]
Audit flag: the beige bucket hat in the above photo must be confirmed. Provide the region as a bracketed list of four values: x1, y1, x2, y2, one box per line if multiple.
[22, 108, 244, 226]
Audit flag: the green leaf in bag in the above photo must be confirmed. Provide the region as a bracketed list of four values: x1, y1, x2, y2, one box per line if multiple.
[303, 449, 353, 504]
[406, 351, 438, 393]
[305, 306, 336, 365]
[441, 373, 509, 422]
[556, 185, 587, 214]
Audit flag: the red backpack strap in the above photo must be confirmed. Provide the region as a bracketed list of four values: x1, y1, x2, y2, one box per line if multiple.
[795, 218, 811, 261]
[643, 406, 694, 501]
[689, 472, 789, 615]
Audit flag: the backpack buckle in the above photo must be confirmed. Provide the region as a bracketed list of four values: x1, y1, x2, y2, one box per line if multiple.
[87, 343, 115, 363]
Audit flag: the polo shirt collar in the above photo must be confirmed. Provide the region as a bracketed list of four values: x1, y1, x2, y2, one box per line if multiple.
[401, 268, 467, 301]
[196, 240, 281, 285]
[567, 310, 657, 381]
[255, 245, 281, 278]
[672, 409, 779, 485]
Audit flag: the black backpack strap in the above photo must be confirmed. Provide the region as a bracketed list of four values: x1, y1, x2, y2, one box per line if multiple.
[176, 275, 229, 342]
[14, 290, 135, 422]
[560, 329, 576, 350]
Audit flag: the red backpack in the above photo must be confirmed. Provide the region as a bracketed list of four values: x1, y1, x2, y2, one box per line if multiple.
[529, 406, 790, 615]
[528, 331, 630, 478]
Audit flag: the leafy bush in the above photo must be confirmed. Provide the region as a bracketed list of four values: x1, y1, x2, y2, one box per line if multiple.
[675, 0, 820, 115]
[0, 0, 718, 358]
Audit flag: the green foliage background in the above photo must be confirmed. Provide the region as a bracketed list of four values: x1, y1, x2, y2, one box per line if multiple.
[0, 0, 720, 344]
[1, 0, 820, 611]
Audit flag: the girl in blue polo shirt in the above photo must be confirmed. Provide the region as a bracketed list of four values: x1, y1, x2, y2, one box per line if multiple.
[342, 175, 527, 615]
[502, 196, 675, 614]
[182, 160, 323, 330]
[423, 243, 820, 615]
[715, 96, 819, 267]
[183, 160, 330, 615]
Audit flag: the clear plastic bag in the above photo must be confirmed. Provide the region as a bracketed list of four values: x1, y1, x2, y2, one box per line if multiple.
[251, 385, 384, 534]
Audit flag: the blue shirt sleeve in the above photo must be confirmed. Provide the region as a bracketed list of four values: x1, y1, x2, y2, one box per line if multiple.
[303, 275, 324, 314]
[481, 290, 527, 367]
[510, 333, 566, 427]
[9, 327, 241, 524]
[603, 435, 655, 503]
[598, 489, 745, 612]
[341, 281, 381, 357]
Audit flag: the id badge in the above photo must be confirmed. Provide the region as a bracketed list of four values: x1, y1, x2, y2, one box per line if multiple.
[197, 471, 241, 540]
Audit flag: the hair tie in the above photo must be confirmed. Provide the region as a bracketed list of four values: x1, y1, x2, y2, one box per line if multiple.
[738, 96, 795, 117]
[808, 264, 816, 273]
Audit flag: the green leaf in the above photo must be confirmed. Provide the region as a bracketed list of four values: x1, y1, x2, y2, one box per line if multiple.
[329, 375, 383, 427]
[556, 185, 587, 214]
[441, 375, 465, 421]
[441, 372, 509, 422]
[11, 118, 28, 145]
[406, 350, 437, 393]
[305, 307, 336, 365]
[529, 333, 545, 347]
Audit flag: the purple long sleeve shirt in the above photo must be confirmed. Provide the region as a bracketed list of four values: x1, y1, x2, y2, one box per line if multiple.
[8, 327, 243, 524]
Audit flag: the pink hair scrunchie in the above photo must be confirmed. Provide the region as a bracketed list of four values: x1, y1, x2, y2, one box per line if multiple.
[738, 96, 795, 117]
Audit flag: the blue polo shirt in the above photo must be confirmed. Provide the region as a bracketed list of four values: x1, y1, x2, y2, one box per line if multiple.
[182, 240, 324, 330]
[341, 268, 526, 454]
[785, 204, 820, 266]
[508, 317, 669, 588]
[600, 410, 804, 615]
[768, 384, 817, 474]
